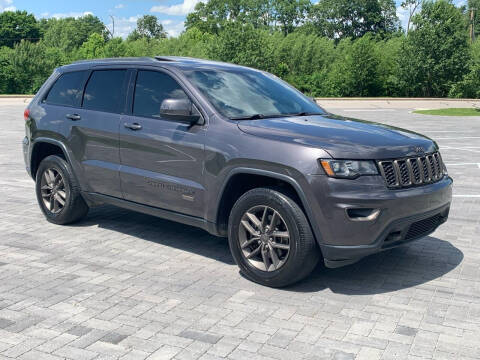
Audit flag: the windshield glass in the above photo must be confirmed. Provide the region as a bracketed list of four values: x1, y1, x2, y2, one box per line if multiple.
[184, 68, 325, 119]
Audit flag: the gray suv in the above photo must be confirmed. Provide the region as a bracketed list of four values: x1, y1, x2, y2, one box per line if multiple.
[23, 57, 452, 287]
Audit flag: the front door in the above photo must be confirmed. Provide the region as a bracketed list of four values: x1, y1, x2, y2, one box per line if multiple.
[119, 69, 206, 218]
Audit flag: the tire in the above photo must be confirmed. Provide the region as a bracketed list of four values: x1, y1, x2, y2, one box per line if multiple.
[228, 188, 319, 288]
[35, 155, 89, 225]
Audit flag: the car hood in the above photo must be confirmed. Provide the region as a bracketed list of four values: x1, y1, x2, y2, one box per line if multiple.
[237, 114, 437, 160]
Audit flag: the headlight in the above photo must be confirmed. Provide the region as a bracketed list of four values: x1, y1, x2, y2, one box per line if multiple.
[320, 159, 378, 179]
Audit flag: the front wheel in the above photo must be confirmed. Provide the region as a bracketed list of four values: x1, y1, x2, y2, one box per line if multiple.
[228, 188, 320, 288]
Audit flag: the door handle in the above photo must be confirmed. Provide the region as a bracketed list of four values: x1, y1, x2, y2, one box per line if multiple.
[124, 122, 142, 131]
[66, 114, 81, 121]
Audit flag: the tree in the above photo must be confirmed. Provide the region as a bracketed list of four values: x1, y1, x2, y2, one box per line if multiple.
[185, 0, 271, 34]
[42, 15, 106, 53]
[273, 0, 311, 35]
[399, 0, 470, 97]
[449, 38, 480, 97]
[0, 10, 40, 48]
[0, 46, 14, 93]
[77, 33, 106, 59]
[309, 0, 399, 40]
[208, 23, 275, 71]
[128, 15, 167, 40]
[8, 40, 62, 94]
[467, 0, 480, 40]
[185, 0, 309, 35]
[401, 0, 423, 34]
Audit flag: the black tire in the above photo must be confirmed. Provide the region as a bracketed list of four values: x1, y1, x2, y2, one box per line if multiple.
[228, 188, 319, 288]
[35, 155, 89, 225]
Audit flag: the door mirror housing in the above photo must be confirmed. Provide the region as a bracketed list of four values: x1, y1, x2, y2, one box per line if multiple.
[160, 98, 201, 124]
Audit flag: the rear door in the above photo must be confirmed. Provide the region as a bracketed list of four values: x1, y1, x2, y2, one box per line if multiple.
[62, 68, 129, 198]
[119, 68, 206, 218]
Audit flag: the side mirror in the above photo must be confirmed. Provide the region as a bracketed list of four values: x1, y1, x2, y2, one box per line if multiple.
[160, 98, 201, 124]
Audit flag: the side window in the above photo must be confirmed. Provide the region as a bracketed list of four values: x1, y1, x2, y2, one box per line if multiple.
[83, 70, 127, 113]
[45, 71, 86, 107]
[133, 70, 189, 119]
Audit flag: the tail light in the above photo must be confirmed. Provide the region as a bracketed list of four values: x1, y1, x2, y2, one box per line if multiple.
[24, 108, 30, 121]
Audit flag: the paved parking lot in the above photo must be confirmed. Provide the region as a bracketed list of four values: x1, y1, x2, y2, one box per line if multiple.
[0, 98, 479, 360]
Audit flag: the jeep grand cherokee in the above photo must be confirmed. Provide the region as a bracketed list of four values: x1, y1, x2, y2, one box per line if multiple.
[23, 57, 452, 287]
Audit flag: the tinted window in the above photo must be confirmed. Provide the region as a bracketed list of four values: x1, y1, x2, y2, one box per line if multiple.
[83, 70, 127, 113]
[45, 71, 86, 107]
[185, 69, 325, 119]
[133, 70, 189, 118]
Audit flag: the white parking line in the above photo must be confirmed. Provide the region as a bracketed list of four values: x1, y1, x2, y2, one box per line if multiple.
[425, 131, 471, 133]
[343, 109, 396, 112]
[444, 163, 480, 167]
[436, 137, 480, 140]
[453, 195, 480, 198]
[441, 146, 480, 154]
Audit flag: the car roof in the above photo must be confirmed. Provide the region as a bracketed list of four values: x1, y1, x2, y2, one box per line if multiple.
[59, 56, 253, 73]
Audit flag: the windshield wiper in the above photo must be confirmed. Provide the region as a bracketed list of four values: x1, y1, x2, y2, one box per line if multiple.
[287, 112, 324, 117]
[231, 114, 287, 120]
[231, 112, 324, 120]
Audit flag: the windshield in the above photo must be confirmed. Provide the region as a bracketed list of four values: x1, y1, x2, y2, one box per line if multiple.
[184, 68, 325, 119]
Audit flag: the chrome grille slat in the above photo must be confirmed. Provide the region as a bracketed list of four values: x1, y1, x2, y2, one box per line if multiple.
[420, 157, 430, 182]
[427, 155, 437, 180]
[378, 152, 444, 189]
[408, 158, 422, 184]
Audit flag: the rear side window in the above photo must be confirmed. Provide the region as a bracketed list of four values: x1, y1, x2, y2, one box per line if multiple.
[133, 70, 189, 118]
[45, 71, 86, 107]
[83, 70, 127, 113]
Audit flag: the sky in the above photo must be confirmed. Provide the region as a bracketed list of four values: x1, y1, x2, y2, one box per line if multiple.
[0, 0, 469, 39]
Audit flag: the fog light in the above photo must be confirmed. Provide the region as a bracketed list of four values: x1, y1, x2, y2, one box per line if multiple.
[346, 208, 380, 222]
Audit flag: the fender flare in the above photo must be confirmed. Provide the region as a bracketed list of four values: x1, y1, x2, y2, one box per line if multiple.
[30, 137, 74, 177]
[216, 167, 324, 245]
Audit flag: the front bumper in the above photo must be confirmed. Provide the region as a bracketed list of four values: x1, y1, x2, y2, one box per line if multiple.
[305, 175, 453, 268]
[321, 204, 450, 268]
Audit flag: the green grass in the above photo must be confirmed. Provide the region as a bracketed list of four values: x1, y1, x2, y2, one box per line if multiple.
[413, 108, 480, 116]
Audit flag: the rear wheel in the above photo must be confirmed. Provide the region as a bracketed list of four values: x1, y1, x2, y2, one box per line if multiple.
[35, 155, 89, 225]
[228, 188, 319, 287]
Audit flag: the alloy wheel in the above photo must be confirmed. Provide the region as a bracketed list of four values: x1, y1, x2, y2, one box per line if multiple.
[40, 168, 67, 214]
[238, 205, 291, 272]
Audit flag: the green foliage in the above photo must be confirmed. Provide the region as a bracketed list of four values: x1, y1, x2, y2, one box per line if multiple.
[41, 14, 106, 53]
[0, 10, 40, 47]
[468, 0, 480, 38]
[398, 0, 470, 97]
[127, 15, 167, 41]
[449, 40, 480, 98]
[414, 108, 480, 116]
[272, 0, 311, 35]
[185, 0, 310, 35]
[309, 0, 399, 40]
[207, 23, 276, 71]
[0, 1, 479, 99]
[77, 33, 107, 59]
[7, 40, 63, 94]
[0, 46, 14, 93]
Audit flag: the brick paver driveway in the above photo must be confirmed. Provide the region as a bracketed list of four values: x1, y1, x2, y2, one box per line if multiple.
[0, 99, 479, 360]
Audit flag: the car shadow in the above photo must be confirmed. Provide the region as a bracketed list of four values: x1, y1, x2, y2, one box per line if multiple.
[287, 237, 464, 294]
[76, 206, 463, 294]
[74, 205, 235, 265]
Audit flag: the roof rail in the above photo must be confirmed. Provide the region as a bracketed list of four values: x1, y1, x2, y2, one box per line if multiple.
[72, 57, 154, 64]
[154, 56, 178, 62]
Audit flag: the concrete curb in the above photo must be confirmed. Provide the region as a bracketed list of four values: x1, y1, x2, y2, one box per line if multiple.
[0, 95, 34, 99]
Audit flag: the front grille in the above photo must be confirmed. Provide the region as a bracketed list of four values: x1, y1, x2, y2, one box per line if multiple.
[405, 214, 443, 240]
[378, 152, 445, 189]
